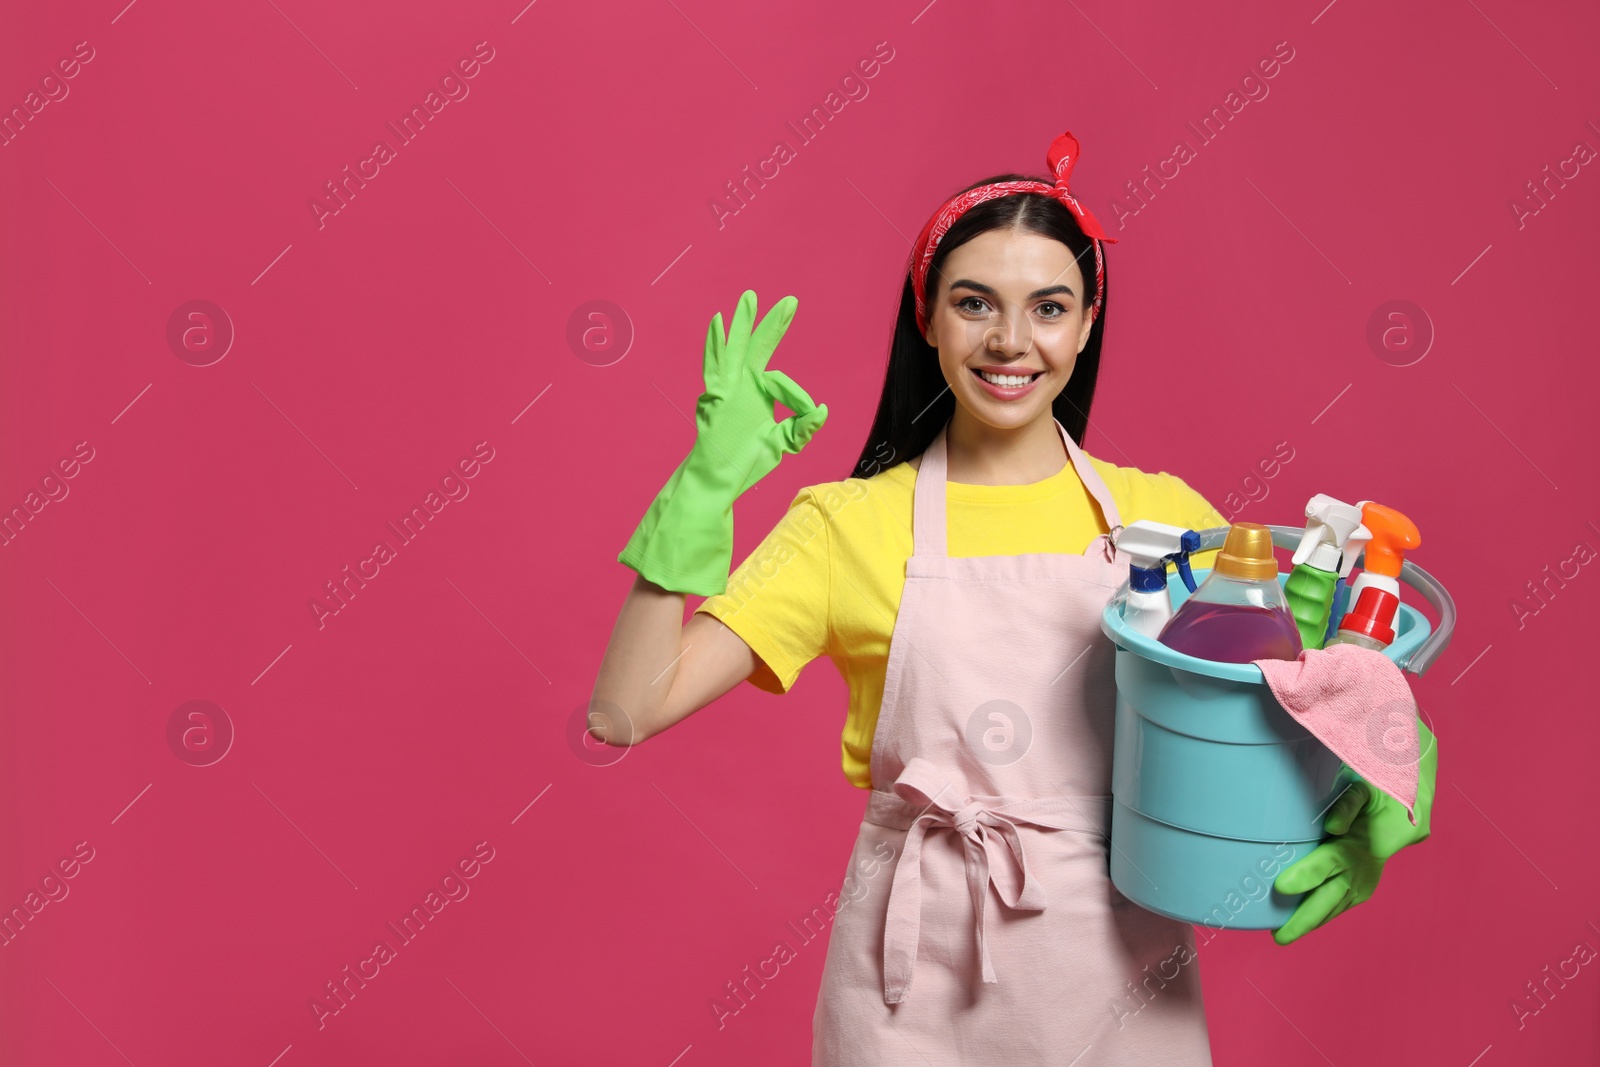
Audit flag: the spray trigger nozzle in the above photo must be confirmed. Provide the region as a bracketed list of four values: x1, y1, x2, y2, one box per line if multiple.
[1117, 521, 1200, 596]
[1167, 530, 1200, 593]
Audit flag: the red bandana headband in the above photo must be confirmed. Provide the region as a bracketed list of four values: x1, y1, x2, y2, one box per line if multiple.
[910, 130, 1119, 333]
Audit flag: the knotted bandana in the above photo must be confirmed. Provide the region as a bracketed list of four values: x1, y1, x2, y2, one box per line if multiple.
[910, 130, 1119, 332]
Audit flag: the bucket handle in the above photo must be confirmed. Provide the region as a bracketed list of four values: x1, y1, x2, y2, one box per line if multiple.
[1192, 525, 1456, 677]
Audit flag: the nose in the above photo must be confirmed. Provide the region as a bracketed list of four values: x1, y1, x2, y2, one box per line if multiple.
[983, 310, 1032, 356]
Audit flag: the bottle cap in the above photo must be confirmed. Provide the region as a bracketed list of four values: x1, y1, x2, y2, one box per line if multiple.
[1302, 540, 1341, 573]
[1336, 586, 1398, 646]
[1214, 523, 1279, 581]
[1129, 563, 1169, 593]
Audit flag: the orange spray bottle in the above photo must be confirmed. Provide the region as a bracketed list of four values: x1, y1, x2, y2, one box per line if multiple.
[1339, 502, 1421, 629]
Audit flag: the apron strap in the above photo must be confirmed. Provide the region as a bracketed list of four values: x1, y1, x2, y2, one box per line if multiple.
[1058, 420, 1123, 559]
[911, 418, 1122, 560]
[911, 424, 951, 558]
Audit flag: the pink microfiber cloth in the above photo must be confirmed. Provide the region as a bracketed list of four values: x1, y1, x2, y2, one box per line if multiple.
[1253, 642, 1421, 823]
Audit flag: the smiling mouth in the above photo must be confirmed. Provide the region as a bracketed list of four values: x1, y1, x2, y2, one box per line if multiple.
[971, 367, 1044, 388]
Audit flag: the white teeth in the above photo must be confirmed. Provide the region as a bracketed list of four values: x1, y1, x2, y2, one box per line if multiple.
[978, 370, 1035, 387]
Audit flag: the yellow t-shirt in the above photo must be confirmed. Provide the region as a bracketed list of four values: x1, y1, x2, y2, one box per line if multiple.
[693, 452, 1228, 790]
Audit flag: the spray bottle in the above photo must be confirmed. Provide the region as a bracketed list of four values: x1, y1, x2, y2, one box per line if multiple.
[1117, 521, 1200, 638]
[1345, 502, 1421, 618]
[1284, 494, 1369, 650]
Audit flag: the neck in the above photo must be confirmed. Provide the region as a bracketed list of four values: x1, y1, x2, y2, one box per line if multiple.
[945, 407, 1068, 485]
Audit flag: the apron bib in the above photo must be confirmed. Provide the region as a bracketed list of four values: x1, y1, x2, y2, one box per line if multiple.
[812, 418, 1213, 1066]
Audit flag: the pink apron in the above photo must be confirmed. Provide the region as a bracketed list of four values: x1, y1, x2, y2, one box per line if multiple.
[812, 418, 1213, 1065]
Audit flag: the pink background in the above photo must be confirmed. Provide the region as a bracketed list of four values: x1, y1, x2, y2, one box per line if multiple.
[2, 0, 1597, 1063]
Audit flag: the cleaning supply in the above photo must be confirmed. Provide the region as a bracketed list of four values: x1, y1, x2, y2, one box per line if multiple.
[1344, 501, 1421, 619]
[1116, 520, 1200, 638]
[1101, 520, 1454, 931]
[1157, 522, 1302, 663]
[1285, 494, 1368, 650]
[1251, 642, 1421, 819]
[1326, 586, 1401, 651]
[618, 291, 828, 596]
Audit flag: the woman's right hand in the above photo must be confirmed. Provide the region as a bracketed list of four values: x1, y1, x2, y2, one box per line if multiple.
[618, 290, 827, 597]
[690, 289, 828, 495]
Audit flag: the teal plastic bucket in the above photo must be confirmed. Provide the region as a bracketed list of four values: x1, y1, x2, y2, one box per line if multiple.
[1098, 524, 1456, 930]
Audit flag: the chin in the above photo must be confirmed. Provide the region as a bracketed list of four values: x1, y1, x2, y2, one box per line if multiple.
[965, 395, 1049, 429]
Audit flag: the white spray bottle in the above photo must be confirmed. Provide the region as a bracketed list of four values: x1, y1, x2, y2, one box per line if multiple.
[1117, 520, 1200, 638]
[1285, 494, 1368, 650]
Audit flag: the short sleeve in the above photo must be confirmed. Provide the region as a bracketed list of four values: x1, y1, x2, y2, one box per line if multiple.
[694, 487, 831, 695]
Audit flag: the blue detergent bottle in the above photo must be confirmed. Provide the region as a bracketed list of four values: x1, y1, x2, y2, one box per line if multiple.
[1157, 522, 1302, 663]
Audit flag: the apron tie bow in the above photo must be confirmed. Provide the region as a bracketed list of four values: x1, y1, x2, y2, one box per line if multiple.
[951, 802, 982, 839]
[877, 757, 1102, 1005]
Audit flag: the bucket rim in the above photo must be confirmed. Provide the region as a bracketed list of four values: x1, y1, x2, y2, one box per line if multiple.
[1100, 567, 1433, 682]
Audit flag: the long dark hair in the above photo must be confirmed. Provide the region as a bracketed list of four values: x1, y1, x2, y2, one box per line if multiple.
[850, 175, 1109, 479]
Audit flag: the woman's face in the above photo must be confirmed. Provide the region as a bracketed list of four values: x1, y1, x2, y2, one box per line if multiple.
[922, 227, 1095, 432]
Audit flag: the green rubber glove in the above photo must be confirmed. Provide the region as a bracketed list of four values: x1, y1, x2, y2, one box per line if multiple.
[618, 290, 828, 596]
[1272, 719, 1437, 946]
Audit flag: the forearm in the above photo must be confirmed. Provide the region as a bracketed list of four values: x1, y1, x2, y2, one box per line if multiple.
[597, 290, 820, 743]
[591, 575, 691, 745]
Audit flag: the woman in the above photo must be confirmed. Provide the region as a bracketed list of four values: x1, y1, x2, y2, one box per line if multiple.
[594, 130, 1431, 1065]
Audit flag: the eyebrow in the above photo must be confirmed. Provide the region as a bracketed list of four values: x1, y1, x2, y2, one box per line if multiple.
[948, 279, 1077, 299]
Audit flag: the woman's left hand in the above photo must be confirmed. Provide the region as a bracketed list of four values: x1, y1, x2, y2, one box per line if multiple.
[1271, 720, 1438, 946]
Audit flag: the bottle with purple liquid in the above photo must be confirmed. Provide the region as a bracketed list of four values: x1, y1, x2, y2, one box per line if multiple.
[1157, 522, 1302, 663]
